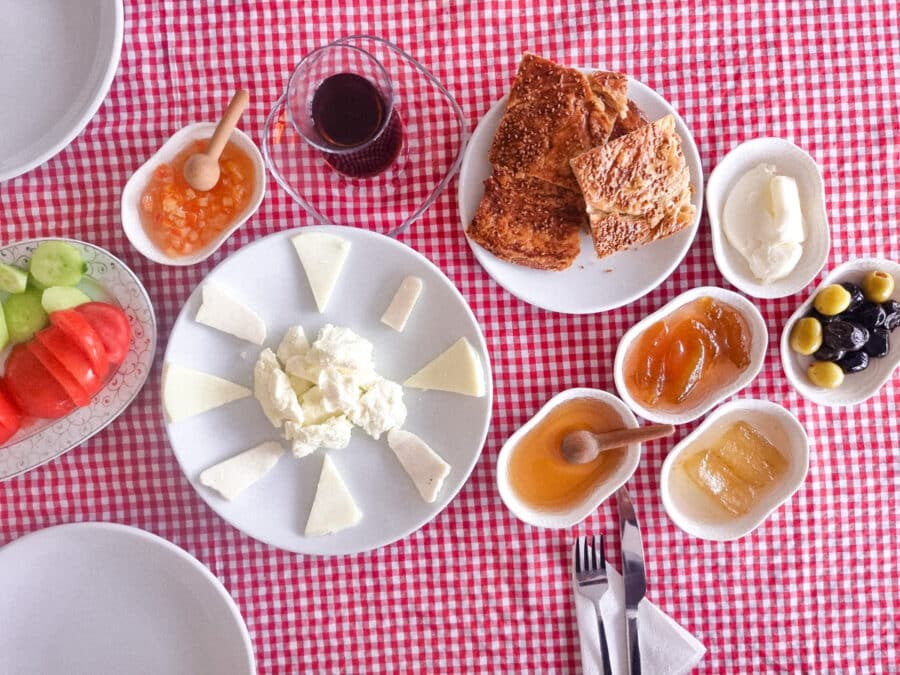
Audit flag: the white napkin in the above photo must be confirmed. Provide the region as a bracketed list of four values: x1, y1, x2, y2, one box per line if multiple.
[574, 566, 706, 675]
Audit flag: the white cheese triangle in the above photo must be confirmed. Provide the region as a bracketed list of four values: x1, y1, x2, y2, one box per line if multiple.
[291, 232, 351, 312]
[195, 283, 267, 344]
[380, 275, 423, 332]
[199, 441, 284, 501]
[305, 455, 362, 536]
[387, 429, 451, 503]
[403, 337, 486, 397]
[163, 362, 252, 423]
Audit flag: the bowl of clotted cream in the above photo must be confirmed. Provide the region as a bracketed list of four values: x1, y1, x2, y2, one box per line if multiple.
[706, 138, 830, 299]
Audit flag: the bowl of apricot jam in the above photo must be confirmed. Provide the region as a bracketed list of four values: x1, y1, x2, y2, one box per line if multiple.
[614, 287, 768, 425]
[121, 122, 265, 266]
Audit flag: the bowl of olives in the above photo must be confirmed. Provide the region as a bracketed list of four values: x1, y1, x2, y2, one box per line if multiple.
[781, 258, 900, 406]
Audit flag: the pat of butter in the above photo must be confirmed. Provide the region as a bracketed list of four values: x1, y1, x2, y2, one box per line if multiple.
[381, 275, 423, 332]
[723, 164, 806, 284]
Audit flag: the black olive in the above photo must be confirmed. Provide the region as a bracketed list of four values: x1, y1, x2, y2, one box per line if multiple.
[883, 300, 900, 331]
[864, 328, 890, 358]
[848, 301, 886, 330]
[823, 320, 869, 351]
[837, 349, 869, 373]
[840, 282, 865, 311]
[806, 307, 837, 325]
[813, 343, 846, 362]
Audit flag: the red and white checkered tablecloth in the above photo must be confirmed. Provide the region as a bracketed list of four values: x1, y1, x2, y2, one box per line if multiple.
[1, 2, 898, 673]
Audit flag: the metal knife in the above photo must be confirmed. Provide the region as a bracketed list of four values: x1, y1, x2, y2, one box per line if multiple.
[617, 487, 646, 675]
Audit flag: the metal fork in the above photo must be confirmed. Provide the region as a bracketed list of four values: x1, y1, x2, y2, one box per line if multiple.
[573, 535, 613, 675]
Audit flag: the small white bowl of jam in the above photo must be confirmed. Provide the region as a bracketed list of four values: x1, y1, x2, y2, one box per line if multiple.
[660, 399, 809, 541]
[121, 122, 265, 266]
[496, 388, 641, 529]
[614, 287, 768, 425]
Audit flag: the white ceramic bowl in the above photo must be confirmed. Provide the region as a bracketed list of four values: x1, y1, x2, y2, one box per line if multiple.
[614, 287, 768, 424]
[496, 388, 641, 529]
[660, 399, 810, 541]
[121, 123, 265, 266]
[781, 257, 900, 406]
[706, 138, 829, 299]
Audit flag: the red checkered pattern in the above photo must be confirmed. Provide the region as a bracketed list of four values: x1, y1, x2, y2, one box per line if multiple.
[1, 2, 898, 673]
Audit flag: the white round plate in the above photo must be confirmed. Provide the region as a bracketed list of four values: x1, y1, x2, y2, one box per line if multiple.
[0, 238, 157, 481]
[458, 77, 703, 314]
[0, 522, 255, 675]
[163, 226, 493, 555]
[0, 1, 124, 181]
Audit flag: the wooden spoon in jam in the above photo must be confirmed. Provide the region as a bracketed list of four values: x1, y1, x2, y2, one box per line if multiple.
[183, 88, 250, 191]
[561, 424, 675, 464]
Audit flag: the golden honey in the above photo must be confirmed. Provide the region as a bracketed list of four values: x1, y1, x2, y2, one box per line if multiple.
[507, 397, 627, 512]
[677, 421, 787, 516]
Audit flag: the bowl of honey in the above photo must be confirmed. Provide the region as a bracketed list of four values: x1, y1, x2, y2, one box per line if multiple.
[121, 122, 265, 266]
[496, 388, 642, 529]
[660, 399, 809, 541]
[614, 287, 768, 425]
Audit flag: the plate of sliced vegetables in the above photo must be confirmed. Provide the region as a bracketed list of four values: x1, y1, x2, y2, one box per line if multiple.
[0, 239, 156, 481]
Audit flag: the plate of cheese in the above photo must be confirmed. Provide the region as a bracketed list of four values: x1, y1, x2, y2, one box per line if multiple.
[458, 54, 703, 314]
[162, 226, 492, 555]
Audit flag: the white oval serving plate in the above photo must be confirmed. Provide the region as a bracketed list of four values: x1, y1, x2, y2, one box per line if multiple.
[660, 399, 810, 541]
[0, 1, 123, 182]
[496, 388, 640, 529]
[0, 522, 255, 675]
[780, 257, 900, 407]
[706, 137, 829, 299]
[458, 76, 703, 314]
[0, 238, 156, 482]
[614, 287, 768, 424]
[121, 122, 265, 266]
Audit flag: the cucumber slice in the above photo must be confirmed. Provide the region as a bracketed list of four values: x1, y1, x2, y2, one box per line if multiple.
[0, 305, 8, 351]
[28, 241, 85, 288]
[3, 288, 49, 344]
[41, 286, 91, 313]
[0, 263, 28, 294]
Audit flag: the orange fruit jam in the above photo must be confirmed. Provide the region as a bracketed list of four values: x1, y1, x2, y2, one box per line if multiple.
[625, 297, 752, 411]
[139, 139, 255, 258]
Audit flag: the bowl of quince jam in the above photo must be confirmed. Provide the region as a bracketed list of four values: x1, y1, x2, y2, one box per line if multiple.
[496, 388, 641, 529]
[660, 399, 809, 541]
[121, 122, 265, 266]
[614, 287, 768, 425]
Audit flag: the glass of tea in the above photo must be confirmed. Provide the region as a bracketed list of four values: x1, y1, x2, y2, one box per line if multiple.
[287, 42, 404, 178]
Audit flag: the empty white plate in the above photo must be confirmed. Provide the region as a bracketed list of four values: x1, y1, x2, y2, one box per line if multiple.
[0, 522, 255, 675]
[0, 1, 123, 181]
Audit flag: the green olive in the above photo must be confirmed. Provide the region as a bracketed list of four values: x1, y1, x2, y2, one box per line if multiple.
[807, 361, 845, 389]
[813, 284, 852, 316]
[789, 317, 823, 355]
[862, 270, 895, 303]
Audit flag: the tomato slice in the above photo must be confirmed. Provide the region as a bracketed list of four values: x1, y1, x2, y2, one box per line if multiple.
[4, 344, 76, 419]
[74, 303, 131, 364]
[27, 340, 91, 407]
[0, 384, 21, 445]
[49, 309, 109, 378]
[34, 327, 102, 397]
